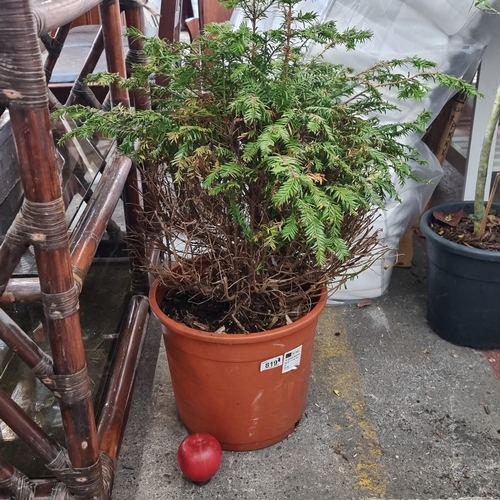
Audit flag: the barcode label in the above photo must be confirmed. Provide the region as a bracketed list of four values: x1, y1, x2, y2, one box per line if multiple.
[282, 345, 302, 373]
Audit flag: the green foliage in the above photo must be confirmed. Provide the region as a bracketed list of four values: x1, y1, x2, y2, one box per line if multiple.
[475, 1, 496, 14]
[58, 0, 479, 330]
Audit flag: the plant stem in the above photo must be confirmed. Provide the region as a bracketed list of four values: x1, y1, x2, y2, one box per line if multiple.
[281, 1, 293, 79]
[477, 171, 500, 238]
[340, 71, 430, 107]
[474, 81, 500, 235]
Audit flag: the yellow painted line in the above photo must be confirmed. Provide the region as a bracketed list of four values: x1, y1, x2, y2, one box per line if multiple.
[316, 307, 387, 498]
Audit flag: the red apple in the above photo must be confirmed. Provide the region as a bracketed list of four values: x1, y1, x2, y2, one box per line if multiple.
[177, 433, 222, 483]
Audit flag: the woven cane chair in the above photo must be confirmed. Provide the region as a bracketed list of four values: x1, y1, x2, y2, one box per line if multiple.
[0, 0, 152, 498]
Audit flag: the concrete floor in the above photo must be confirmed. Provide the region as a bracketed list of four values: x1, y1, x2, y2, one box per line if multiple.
[112, 228, 500, 499]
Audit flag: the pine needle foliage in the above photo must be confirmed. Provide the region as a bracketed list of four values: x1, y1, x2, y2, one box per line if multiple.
[59, 0, 478, 332]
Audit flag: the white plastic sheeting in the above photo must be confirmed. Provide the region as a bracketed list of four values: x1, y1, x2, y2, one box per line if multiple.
[328, 141, 443, 302]
[232, 0, 500, 302]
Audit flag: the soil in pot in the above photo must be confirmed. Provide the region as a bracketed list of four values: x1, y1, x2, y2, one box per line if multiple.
[160, 291, 231, 332]
[159, 287, 321, 334]
[430, 208, 500, 250]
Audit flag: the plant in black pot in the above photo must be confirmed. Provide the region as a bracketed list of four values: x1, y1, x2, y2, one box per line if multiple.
[59, 0, 474, 449]
[420, 1, 500, 349]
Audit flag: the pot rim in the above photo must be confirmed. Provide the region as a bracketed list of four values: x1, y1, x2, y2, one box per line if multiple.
[149, 279, 327, 344]
[420, 201, 500, 262]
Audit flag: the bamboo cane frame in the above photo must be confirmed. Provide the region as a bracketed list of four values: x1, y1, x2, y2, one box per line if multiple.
[0, 0, 152, 497]
[103, 0, 150, 295]
[0, 295, 149, 500]
[97, 296, 149, 480]
[0, 308, 54, 384]
[8, 58, 105, 500]
[0, 278, 41, 303]
[69, 154, 132, 285]
[43, 22, 73, 84]
[31, 0, 103, 36]
[0, 457, 35, 499]
[100, 0, 130, 108]
[0, 153, 132, 303]
[65, 27, 105, 108]
[0, 481, 62, 500]
[123, 4, 155, 295]
[0, 387, 64, 465]
[158, 0, 183, 42]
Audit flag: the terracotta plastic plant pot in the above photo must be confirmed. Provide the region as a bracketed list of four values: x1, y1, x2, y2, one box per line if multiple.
[149, 279, 326, 451]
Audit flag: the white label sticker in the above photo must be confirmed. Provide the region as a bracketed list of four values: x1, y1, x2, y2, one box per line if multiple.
[260, 355, 283, 372]
[282, 345, 302, 373]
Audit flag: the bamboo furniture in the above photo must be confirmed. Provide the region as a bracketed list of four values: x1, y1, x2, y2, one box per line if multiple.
[0, 0, 152, 498]
[183, 0, 233, 41]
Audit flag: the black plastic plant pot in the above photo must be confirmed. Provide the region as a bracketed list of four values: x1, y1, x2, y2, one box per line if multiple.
[420, 202, 500, 349]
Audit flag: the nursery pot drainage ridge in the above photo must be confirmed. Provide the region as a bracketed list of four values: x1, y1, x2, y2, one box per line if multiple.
[149, 280, 326, 451]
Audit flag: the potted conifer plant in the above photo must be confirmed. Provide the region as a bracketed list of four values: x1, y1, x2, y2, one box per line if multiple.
[420, 1, 500, 349]
[59, 0, 475, 449]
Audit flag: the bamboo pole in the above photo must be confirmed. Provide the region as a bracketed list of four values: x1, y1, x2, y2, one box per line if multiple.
[29, 481, 65, 500]
[0, 230, 161, 303]
[0, 238, 29, 295]
[43, 22, 73, 84]
[10, 106, 104, 496]
[122, 166, 150, 294]
[0, 309, 54, 383]
[97, 296, 149, 483]
[158, 0, 183, 42]
[0, 153, 132, 303]
[0, 388, 61, 464]
[48, 88, 64, 110]
[70, 154, 132, 284]
[0, 457, 36, 499]
[1, 1, 104, 496]
[65, 27, 105, 108]
[124, 5, 150, 109]
[95, 11, 151, 484]
[100, 0, 130, 107]
[478, 171, 500, 238]
[31, 0, 102, 36]
[0, 479, 65, 499]
[121, 3, 151, 295]
[0, 278, 41, 303]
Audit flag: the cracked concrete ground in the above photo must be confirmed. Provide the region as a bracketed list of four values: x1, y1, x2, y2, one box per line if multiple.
[112, 236, 500, 500]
